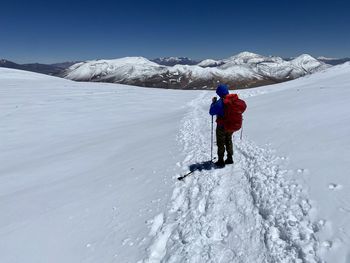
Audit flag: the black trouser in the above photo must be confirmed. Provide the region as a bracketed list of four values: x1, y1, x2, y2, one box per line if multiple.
[216, 126, 233, 160]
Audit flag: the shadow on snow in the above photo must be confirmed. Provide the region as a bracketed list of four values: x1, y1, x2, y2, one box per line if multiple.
[178, 160, 217, 181]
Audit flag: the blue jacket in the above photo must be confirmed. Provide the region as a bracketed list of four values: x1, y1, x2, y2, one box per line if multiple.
[209, 84, 229, 117]
[209, 99, 224, 117]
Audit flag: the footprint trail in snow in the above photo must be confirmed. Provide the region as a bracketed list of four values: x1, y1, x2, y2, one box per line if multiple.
[143, 92, 321, 263]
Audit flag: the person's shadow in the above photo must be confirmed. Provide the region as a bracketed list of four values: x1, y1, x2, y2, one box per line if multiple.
[188, 160, 215, 172]
[178, 159, 216, 180]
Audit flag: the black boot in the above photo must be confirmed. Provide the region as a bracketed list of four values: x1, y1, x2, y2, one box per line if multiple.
[225, 156, 234, 164]
[214, 158, 225, 168]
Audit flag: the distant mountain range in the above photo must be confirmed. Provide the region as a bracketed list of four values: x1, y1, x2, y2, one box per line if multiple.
[284, 56, 350, 65]
[1, 53, 350, 89]
[0, 59, 79, 75]
[62, 52, 331, 89]
[316, 57, 350, 65]
[151, 57, 198, 66]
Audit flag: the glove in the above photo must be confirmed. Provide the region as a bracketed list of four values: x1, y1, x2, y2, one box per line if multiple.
[212, 97, 217, 103]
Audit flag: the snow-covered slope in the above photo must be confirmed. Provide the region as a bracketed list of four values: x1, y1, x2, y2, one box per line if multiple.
[1, 64, 350, 262]
[0, 68, 197, 263]
[142, 63, 350, 263]
[241, 63, 350, 263]
[220, 52, 327, 79]
[64, 56, 163, 82]
[290, 54, 326, 73]
[197, 59, 223, 67]
[63, 52, 330, 89]
[223, 51, 275, 64]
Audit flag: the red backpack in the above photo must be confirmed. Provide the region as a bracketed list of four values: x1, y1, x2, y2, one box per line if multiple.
[223, 94, 247, 132]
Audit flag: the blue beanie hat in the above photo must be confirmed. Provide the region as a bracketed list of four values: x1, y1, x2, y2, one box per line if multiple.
[216, 84, 229, 98]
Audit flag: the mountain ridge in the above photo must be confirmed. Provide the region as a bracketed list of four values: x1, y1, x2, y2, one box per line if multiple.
[0, 59, 79, 75]
[62, 52, 330, 89]
[151, 57, 198, 66]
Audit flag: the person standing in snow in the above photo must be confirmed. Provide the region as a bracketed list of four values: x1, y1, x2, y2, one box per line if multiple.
[209, 84, 247, 168]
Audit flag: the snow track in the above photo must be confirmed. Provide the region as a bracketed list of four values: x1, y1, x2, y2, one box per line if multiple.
[143, 92, 321, 263]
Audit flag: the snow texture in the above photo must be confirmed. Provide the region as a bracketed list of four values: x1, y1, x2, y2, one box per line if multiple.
[143, 93, 319, 263]
[1, 63, 350, 263]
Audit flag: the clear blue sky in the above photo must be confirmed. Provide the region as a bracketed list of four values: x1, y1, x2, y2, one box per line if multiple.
[1, 0, 349, 63]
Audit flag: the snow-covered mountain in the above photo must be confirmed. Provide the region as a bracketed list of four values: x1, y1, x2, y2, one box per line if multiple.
[197, 59, 224, 67]
[317, 56, 350, 65]
[1, 63, 350, 263]
[63, 52, 330, 89]
[64, 57, 162, 82]
[151, 56, 198, 66]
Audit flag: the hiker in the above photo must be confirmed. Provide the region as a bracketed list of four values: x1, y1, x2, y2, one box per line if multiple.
[209, 84, 247, 168]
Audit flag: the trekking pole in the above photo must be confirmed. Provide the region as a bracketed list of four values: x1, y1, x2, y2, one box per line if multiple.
[240, 122, 243, 140]
[211, 115, 214, 162]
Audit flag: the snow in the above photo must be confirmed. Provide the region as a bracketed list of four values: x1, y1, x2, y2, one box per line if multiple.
[65, 56, 164, 81]
[197, 59, 221, 67]
[290, 54, 325, 73]
[0, 68, 196, 263]
[1, 63, 350, 263]
[317, 56, 338, 60]
[153, 57, 192, 63]
[64, 52, 329, 86]
[223, 51, 268, 64]
[220, 53, 328, 79]
[143, 94, 319, 262]
[241, 62, 350, 262]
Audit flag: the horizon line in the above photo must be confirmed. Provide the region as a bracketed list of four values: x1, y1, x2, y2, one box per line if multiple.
[1, 51, 350, 65]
